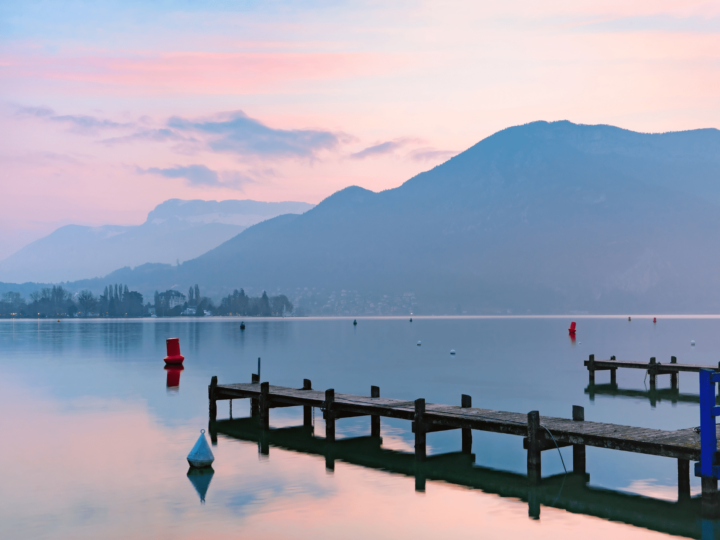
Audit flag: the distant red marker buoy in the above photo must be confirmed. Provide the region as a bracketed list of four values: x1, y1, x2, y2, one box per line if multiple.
[653, 317, 657, 323]
[628, 317, 631, 321]
[164, 337, 185, 364]
[568, 321, 576, 334]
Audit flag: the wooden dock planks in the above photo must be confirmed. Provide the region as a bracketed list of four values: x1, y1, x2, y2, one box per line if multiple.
[213, 381, 708, 461]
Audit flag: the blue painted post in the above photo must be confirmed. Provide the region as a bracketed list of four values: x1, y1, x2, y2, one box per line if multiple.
[698, 369, 720, 516]
[700, 370, 716, 477]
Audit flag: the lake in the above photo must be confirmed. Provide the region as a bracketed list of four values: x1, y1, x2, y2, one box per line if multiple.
[1, 316, 717, 539]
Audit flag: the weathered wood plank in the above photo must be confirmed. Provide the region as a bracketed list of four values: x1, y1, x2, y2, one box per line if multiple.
[214, 381, 709, 461]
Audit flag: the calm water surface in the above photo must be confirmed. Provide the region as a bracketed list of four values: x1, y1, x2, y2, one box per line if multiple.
[1, 316, 718, 539]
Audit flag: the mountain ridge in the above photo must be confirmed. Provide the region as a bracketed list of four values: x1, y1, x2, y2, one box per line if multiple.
[0, 198, 314, 283]
[8, 120, 720, 314]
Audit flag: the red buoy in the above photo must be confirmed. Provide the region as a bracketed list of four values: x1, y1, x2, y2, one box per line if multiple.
[568, 321, 576, 334]
[164, 337, 185, 364]
[653, 317, 657, 323]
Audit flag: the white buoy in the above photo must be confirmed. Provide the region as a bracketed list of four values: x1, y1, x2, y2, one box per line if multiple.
[417, 341, 421, 346]
[450, 349, 456, 355]
[691, 340, 696, 347]
[187, 429, 215, 468]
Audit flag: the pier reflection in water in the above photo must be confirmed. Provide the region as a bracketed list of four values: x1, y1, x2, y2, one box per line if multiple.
[211, 416, 720, 540]
[585, 383, 720, 408]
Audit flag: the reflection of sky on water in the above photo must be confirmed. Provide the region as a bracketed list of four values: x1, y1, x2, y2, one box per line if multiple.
[1, 317, 718, 538]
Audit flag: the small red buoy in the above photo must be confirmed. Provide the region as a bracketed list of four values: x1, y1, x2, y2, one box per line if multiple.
[628, 317, 631, 321]
[164, 337, 185, 364]
[653, 317, 657, 323]
[568, 321, 576, 334]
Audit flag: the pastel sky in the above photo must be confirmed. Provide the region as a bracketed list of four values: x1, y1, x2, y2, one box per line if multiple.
[2, 0, 720, 259]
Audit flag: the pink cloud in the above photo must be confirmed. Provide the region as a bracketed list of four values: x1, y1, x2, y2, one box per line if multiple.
[1, 49, 396, 95]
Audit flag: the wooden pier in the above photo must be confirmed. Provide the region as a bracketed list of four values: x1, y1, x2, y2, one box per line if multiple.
[208, 375, 720, 516]
[584, 354, 720, 389]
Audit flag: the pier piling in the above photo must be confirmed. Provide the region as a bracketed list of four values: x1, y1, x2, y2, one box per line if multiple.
[572, 405, 586, 475]
[324, 389, 336, 442]
[671, 356, 678, 390]
[303, 379, 313, 427]
[649, 357, 657, 390]
[527, 410, 541, 484]
[250, 373, 260, 416]
[414, 399, 426, 462]
[678, 459, 690, 501]
[209, 376, 218, 421]
[461, 394, 472, 453]
[702, 477, 719, 517]
[259, 382, 270, 429]
[371, 385, 381, 436]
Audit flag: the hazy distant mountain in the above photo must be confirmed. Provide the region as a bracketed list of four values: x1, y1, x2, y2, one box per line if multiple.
[54, 121, 720, 313]
[0, 199, 313, 283]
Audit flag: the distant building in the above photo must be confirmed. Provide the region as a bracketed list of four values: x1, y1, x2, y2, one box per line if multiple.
[159, 290, 186, 309]
[182, 307, 196, 316]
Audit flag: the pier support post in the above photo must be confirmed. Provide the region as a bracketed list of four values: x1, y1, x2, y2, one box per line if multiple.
[528, 486, 540, 520]
[303, 379, 312, 427]
[461, 394, 472, 453]
[702, 477, 719, 517]
[258, 428, 269, 456]
[588, 354, 595, 384]
[678, 459, 690, 501]
[250, 373, 259, 416]
[610, 355, 617, 385]
[671, 356, 678, 390]
[415, 467, 426, 492]
[527, 410, 541, 484]
[209, 420, 217, 445]
[649, 357, 657, 390]
[325, 389, 335, 442]
[699, 369, 720, 517]
[209, 376, 218, 421]
[259, 382, 270, 430]
[415, 399, 426, 462]
[371, 386, 381, 437]
[572, 405, 586, 475]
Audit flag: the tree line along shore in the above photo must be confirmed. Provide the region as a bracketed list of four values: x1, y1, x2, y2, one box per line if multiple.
[0, 284, 294, 318]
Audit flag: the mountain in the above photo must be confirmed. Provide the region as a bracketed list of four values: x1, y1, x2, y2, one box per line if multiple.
[0, 199, 314, 283]
[46, 121, 720, 313]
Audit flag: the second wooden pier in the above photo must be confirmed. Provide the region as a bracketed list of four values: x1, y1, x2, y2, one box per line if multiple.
[584, 354, 720, 389]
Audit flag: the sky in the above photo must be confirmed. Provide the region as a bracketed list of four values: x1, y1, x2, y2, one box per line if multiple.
[2, 0, 720, 259]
